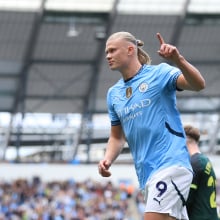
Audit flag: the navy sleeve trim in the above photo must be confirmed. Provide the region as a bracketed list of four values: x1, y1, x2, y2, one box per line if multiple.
[175, 73, 184, 91]
[111, 120, 121, 126]
[176, 87, 184, 91]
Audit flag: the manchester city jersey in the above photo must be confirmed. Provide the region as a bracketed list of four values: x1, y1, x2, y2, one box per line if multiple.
[107, 63, 192, 189]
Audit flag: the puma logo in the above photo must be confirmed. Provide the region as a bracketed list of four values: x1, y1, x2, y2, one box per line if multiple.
[153, 197, 163, 205]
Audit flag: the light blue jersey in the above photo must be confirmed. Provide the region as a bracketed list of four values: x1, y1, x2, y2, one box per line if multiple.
[107, 63, 192, 190]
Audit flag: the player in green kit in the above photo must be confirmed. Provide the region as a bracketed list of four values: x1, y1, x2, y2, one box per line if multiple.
[184, 125, 219, 220]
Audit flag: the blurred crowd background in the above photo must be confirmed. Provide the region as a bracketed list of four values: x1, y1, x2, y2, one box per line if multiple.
[0, 176, 219, 220]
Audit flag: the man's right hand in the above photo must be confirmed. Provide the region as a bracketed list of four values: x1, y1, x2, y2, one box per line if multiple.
[98, 159, 112, 177]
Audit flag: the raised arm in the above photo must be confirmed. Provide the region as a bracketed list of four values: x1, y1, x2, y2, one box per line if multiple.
[157, 32, 205, 91]
[98, 124, 126, 177]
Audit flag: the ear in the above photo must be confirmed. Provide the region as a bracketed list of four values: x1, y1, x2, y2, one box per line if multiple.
[127, 45, 135, 55]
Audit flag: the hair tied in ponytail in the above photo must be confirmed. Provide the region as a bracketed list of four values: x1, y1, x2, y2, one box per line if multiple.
[136, 39, 144, 47]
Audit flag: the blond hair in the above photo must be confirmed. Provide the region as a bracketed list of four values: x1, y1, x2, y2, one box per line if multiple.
[107, 32, 151, 65]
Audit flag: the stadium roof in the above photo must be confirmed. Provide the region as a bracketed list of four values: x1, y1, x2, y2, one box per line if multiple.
[0, 0, 220, 115]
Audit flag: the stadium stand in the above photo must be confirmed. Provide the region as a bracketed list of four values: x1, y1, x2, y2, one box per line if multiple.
[0, 1, 220, 219]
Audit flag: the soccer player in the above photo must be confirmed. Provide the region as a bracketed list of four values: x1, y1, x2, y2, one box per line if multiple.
[98, 31, 205, 220]
[184, 124, 219, 220]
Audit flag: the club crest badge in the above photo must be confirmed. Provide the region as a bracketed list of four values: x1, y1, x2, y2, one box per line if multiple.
[139, 83, 148, 93]
[126, 87, 132, 98]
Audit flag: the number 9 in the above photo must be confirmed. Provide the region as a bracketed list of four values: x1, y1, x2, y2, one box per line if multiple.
[156, 181, 167, 197]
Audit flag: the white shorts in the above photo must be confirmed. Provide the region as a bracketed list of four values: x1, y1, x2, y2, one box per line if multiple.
[143, 166, 193, 220]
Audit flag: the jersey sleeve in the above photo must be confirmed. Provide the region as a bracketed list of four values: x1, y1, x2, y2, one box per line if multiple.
[106, 87, 121, 126]
[158, 63, 182, 91]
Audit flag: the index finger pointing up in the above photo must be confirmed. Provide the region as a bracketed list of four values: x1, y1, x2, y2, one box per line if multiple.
[157, 32, 165, 45]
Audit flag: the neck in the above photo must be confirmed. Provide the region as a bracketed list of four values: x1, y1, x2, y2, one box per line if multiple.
[187, 142, 201, 156]
[121, 62, 142, 81]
